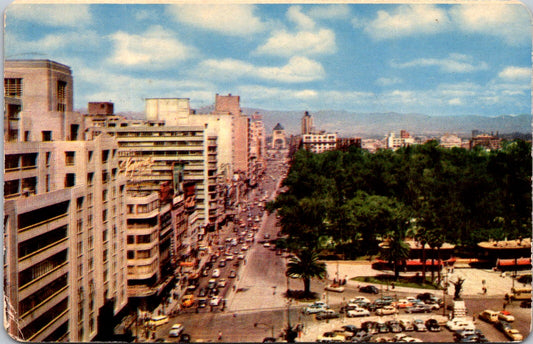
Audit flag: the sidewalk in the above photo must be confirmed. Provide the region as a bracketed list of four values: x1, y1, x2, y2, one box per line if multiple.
[323, 260, 516, 297]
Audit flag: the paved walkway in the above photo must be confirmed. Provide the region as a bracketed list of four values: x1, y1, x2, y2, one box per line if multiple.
[324, 260, 518, 297]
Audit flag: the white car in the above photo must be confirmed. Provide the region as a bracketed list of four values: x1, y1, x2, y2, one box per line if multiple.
[263, 242, 271, 248]
[212, 269, 220, 278]
[376, 306, 398, 316]
[241, 245, 249, 251]
[210, 296, 221, 306]
[498, 310, 515, 322]
[350, 296, 370, 304]
[225, 255, 234, 261]
[347, 308, 370, 317]
[446, 318, 474, 331]
[169, 324, 184, 337]
[325, 284, 345, 293]
[217, 279, 227, 288]
[237, 253, 245, 260]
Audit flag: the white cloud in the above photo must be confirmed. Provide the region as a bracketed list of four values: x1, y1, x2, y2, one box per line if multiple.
[257, 56, 325, 83]
[287, 6, 315, 30]
[449, 4, 531, 46]
[6, 30, 100, 55]
[195, 56, 325, 83]
[6, 4, 92, 27]
[392, 54, 489, 73]
[166, 4, 266, 36]
[448, 98, 463, 105]
[255, 28, 336, 57]
[498, 66, 531, 81]
[364, 5, 451, 40]
[308, 4, 351, 20]
[107, 26, 196, 68]
[376, 77, 403, 86]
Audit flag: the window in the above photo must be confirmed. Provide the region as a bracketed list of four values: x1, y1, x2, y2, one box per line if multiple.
[127, 236, 134, 244]
[57, 80, 67, 112]
[65, 173, 75, 187]
[5, 78, 22, 97]
[88, 151, 93, 163]
[127, 251, 134, 259]
[70, 124, 79, 141]
[24, 131, 30, 141]
[42, 131, 52, 141]
[65, 151, 75, 166]
[45, 152, 51, 166]
[87, 172, 94, 185]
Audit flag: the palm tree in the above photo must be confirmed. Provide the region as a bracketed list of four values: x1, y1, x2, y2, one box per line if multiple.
[286, 249, 326, 296]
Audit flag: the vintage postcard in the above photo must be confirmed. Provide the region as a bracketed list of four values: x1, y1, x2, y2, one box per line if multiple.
[3, 1, 532, 343]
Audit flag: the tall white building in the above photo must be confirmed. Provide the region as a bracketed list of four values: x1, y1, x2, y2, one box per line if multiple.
[4, 60, 128, 342]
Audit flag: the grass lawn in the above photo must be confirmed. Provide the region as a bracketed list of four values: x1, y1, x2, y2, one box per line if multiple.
[351, 274, 441, 290]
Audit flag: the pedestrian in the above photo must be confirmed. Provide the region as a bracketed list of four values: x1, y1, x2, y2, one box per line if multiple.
[503, 301, 507, 310]
[218, 331, 223, 341]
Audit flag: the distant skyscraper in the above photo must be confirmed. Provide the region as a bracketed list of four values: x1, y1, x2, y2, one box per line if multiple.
[301, 111, 313, 135]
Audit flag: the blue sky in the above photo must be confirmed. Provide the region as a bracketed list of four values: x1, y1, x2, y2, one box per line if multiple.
[4, 2, 532, 117]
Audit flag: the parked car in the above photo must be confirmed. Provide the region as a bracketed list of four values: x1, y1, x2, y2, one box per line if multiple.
[197, 297, 207, 308]
[504, 328, 523, 341]
[350, 296, 371, 304]
[207, 279, 217, 289]
[399, 319, 414, 331]
[229, 270, 237, 278]
[179, 333, 191, 343]
[425, 319, 441, 332]
[446, 318, 475, 331]
[347, 308, 371, 317]
[376, 321, 389, 333]
[498, 310, 515, 322]
[217, 279, 227, 288]
[413, 319, 427, 332]
[218, 260, 226, 268]
[478, 310, 499, 323]
[341, 325, 361, 334]
[198, 288, 207, 297]
[316, 309, 340, 320]
[304, 304, 328, 315]
[361, 321, 379, 335]
[520, 299, 531, 308]
[360, 285, 379, 294]
[386, 320, 402, 333]
[181, 295, 195, 308]
[393, 299, 414, 309]
[325, 284, 345, 293]
[405, 304, 432, 313]
[210, 296, 221, 306]
[376, 305, 398, 316]
[148, 315, 169, 327]
[495, 320, 512, 333]
[168, 323, 185, 337]
[316, 332, 345, 342]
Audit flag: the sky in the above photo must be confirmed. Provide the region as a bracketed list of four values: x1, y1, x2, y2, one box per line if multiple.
[4, 1, 532, 117]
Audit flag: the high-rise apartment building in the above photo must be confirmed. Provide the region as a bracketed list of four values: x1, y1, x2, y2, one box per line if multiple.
[4, 60, 128, 342]
[301, 111, 314, 135]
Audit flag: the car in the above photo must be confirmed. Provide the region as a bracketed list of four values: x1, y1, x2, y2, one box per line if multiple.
[210, 296, 222, 306]
[350, 296, 371, 304]
[148, 315, 169, 327]
[316, 332, 346, 342]
[168, 323, 185, 337]
[386, 320, 402, 333]
[498, 310, 515, 322]
[359, 285, 379, 294]
[520, 299, 531, 308]
[201, 269, 209, 277]
[400, 319, 414, 331]
[376, 321, 389, 333]
[241, 245, 249, 251]
[416, 293, 438, 303]
[447, 319, 475, 331]
[376, 305, 398, 316]
[425, 319, 441, 332]
[504, 328, 523, 341]
[217, 279, 227, 288]
[181, 295, 195, 308]
[186, 285, 197, 293]
[405, 304, 432, 313]
[197, 297, 207, 308]
[225, 255, 234, 261]
[262, 337, 277, 343]
[413, 319, 427, 332]
[325, 284, 345, 293]
[351, 332, 374, 342]
[347, 308, 371, 317]
[341, 325, 361, 334]
[229, 270, 237, 278]
[393, 299, 414, 309]
[212, 269, 221, 278]
[368, 300, 391, 311]
[264, 233, 270, 239]
[316, 309, 340, 320]
[207, 279, 217, 289]
[478, 310, 499, 323]
[178, 333, 191, 343]
[237, 253, 245, 260]
[495, 320, 512, 333]
[304, 304, 328, 315]
[198, 288, 207, 297]
[218, 260, 226, 268]
[263, 242, 271, 248]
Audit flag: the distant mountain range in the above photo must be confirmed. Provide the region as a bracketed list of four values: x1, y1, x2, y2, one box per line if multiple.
[241, 109, 531, 139]
[112, 106, 531, 139]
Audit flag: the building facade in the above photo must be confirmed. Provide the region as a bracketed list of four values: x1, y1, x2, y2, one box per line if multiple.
[4, 60, 128, 342]
[301, 132, 338, 153]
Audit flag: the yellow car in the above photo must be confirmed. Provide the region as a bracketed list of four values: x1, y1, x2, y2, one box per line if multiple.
[181, 294, 195, 308]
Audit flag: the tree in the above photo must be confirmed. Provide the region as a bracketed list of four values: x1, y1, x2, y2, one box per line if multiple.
[286, 249, 326, 296]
